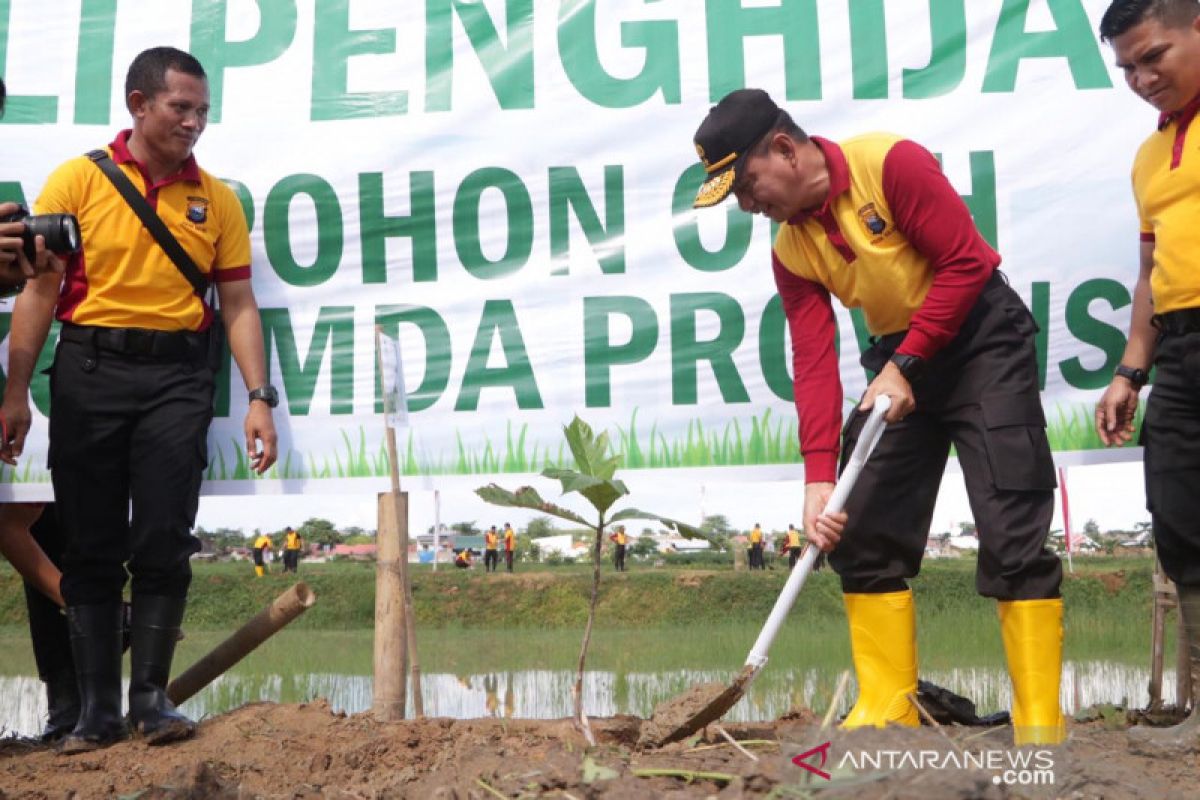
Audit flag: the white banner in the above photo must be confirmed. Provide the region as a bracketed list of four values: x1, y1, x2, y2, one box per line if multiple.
[0, 0, 1149, 497]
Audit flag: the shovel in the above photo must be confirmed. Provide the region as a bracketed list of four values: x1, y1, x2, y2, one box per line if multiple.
[641, 395, 892, 747]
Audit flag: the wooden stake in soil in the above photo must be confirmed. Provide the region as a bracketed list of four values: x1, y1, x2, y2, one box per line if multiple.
[374, 491, 409, 721]
[373, 326, 424, 719]
[821, 670, 851, 730]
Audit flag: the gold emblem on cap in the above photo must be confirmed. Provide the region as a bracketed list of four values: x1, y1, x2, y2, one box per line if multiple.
[693, 168, 736, 208]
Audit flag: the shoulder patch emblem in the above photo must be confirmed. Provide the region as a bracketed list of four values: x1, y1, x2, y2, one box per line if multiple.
[186, 196, 209, 224]
[857, 203, 888, 236]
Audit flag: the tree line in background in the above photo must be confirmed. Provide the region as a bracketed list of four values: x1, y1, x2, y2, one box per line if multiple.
[196, 513, 1152, 558]
[193, 518, 372, 552]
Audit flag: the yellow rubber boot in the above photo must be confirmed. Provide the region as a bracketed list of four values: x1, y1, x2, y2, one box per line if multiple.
[999, 598, 1066, 745]
[254, 566, 264, 578]
[841, 590, 919, 729]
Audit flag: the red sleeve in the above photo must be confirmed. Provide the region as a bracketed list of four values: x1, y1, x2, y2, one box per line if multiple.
[772, 251, 842, 484]
[882, 140, 1000, 360]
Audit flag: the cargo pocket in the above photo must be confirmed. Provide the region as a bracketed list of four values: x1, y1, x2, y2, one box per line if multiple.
[1000, 300, 1039, 337]
[981, 392, 1056, 491]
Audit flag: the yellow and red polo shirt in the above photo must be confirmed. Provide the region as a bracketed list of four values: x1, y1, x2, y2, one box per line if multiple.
[34, 130, 251, 332]
[773, 134, 1000, 483]
[504, 527, 515, 551]
[1133, 93, 1200, 314]
[485, 530, 498, 550]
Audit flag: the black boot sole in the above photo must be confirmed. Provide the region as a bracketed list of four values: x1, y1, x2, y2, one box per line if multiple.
[140, 717, 197, 746]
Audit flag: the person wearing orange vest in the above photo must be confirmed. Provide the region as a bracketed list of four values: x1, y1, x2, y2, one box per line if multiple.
[608, 525, 628, 571]
[748, 523, 764, 570]
[690, 90, 1063, 746]
[780, 525, 803, 570]
[282, 527, 303, 574]
[484, 526, 499, 573]
[454, 548, 473, 569]
[503, 523, 516, 572]
[1096, 0, 1200, 753]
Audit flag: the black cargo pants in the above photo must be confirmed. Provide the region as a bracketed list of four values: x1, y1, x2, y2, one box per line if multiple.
[829, 273, 1063, 601]
[1142, 327, 1200, 586]
[49, 328, 214, 606]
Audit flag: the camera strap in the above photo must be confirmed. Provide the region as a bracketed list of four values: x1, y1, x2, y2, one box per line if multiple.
[86, 149, 211, 302]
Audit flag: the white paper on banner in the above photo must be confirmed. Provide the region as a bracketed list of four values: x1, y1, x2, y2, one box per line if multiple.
[378, 332, 410, 430]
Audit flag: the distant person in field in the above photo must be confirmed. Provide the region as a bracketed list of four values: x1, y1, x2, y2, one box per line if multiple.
[609, 525, 628, 571]
[689, 88, 1064, 746]
[748, 523, 764, 570]
[454, 548, 473, 569]
[484, 525, 499, 573]
[503, 522, 516, 572]
[283, 526, 303, 574]
[252, 532, 273, 577]
[781, 524, 803, 569]
[1095, 0, 1200, 753]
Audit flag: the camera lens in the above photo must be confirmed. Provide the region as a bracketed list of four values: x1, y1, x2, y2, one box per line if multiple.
[24, 213, 82, 256]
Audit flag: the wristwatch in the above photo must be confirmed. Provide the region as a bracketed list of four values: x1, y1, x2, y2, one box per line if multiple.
[889, 353, 925, 383]
[1114, 364, 1149, 389]
[248, 385, 279, 408]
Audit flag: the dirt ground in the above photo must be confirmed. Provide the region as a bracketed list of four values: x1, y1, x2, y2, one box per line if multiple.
[1, 701, 1198, 799]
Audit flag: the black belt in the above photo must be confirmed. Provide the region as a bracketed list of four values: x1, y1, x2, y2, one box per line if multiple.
[59, 323, 203, 360]
[1153, 308, 1200, 336]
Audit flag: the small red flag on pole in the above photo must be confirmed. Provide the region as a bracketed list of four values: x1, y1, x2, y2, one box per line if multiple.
[1059, 466, 1074, 573]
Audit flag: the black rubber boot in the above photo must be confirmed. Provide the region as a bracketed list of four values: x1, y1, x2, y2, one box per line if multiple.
[127, 595, 196, 745]
[60, 604, 128, 754]
[40, 667, 81, 744]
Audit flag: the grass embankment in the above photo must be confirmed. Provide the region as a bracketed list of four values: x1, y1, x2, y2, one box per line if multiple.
[0, 556, 1153, 633]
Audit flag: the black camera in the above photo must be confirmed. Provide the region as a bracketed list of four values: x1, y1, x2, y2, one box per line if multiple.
[0, 205, 82, 262]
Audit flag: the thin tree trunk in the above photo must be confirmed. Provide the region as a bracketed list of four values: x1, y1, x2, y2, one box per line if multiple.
[573, 520, 605, 746]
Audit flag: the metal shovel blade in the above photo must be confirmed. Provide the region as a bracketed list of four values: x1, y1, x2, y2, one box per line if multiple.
[640, 397, 892, 748]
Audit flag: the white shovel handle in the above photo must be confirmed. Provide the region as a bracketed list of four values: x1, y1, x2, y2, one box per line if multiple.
[745, 395, 891, 668]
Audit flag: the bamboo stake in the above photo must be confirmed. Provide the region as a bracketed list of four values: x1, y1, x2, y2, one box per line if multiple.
[167, 583, 315, 706]
[374, 492, 407, 720]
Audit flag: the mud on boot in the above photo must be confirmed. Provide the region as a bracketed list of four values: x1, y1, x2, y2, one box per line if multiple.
[127, 594, 196, 745]
[1129, 586, 1200, 756]
[60, 604, 129, 755]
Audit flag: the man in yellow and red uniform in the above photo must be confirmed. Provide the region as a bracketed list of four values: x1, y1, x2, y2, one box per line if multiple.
[748, 523, 764, 570]
[781, 525, 803, 570]
[484, 526, 499, 573]
[283, 527, 303, 574]
[1, 47, 277, 753]
[1096, 0, 1200, 752]
[503, 523, 516, 572]
[609, 525, 628, 571]
[691, 89, 1063, 745]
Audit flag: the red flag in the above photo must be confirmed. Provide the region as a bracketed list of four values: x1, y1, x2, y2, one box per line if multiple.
[1059, 466, 1072, 553]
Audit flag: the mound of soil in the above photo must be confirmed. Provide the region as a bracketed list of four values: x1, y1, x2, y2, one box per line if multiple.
[1, 702, 1195, 798]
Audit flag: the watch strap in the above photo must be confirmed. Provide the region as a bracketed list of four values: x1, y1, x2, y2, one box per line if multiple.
[1115, 364, 1148, 389]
